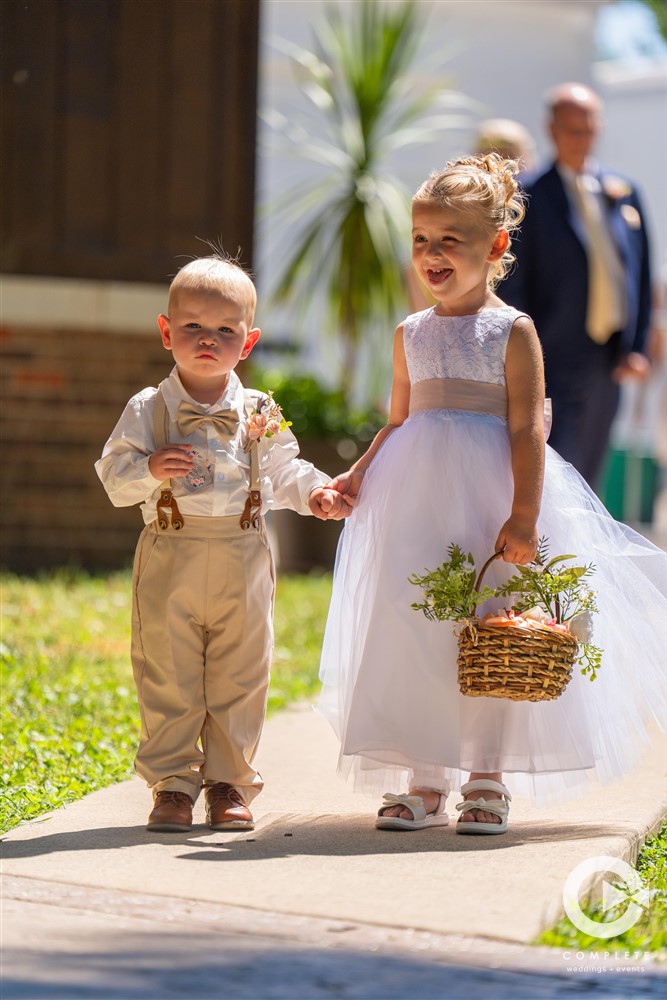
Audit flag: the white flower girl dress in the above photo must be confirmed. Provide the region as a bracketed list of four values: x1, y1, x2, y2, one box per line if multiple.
[319, 305, 666, 805]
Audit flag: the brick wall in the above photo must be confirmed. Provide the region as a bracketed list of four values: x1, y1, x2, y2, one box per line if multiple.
[0, 324, 171, 571]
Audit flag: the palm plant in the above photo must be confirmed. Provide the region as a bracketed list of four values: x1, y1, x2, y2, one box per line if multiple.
[264, 1, 474, 404]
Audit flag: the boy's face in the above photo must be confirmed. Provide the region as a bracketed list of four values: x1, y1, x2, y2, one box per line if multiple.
[158, 288, 260, 394]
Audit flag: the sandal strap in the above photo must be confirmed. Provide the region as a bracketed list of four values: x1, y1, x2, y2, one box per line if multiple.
[378, 791, 447, 821]
[455, 796, 510, 819]
[378, 792, 426, 821]
[459, 779, 512, 802]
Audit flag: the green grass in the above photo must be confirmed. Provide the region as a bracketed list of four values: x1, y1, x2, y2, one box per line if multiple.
[539, 821, 667, 955]
[1, 569, 331, 833]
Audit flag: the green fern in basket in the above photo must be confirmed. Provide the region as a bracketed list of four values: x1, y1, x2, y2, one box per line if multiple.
[409, 544, 496, 621]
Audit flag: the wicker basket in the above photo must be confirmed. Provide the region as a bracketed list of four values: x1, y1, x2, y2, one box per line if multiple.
[456, 552, 579, 702]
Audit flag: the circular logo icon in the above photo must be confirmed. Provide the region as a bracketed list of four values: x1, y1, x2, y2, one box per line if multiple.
[563, 855, 650, 939]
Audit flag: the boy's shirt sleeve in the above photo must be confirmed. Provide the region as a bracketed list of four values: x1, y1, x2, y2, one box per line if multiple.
[95, 390, 163, 507]
[262, 425, 331, 515]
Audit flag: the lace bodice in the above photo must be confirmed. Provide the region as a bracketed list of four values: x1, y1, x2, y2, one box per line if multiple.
[403, 306, 525, 387]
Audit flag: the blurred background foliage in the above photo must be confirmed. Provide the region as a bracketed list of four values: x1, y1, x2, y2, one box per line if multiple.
[249, 367, 385, 443]
[263, 0, 474, 407]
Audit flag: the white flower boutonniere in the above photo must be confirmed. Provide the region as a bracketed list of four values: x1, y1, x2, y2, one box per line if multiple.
[246, 391, 292, 444]
[602, 175, 632, 201]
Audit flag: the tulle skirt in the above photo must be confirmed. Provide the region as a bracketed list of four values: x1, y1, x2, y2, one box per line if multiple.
[318, 409, 667, 805]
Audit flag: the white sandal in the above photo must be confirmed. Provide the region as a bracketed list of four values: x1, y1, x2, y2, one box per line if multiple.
[455, 779, 512, 835]
[376, 791, 449, 831]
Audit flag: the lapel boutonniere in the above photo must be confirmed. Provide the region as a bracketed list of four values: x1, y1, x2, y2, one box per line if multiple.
[246, 391, 292, 444]
[601, 174, 632, 202]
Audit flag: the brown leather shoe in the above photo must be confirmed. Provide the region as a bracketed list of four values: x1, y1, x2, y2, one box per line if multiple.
[146, 791, 193, 832]
[205, 783, 254, 830]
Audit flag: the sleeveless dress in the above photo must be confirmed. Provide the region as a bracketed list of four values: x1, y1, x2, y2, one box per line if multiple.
[318, 306, 666, 805]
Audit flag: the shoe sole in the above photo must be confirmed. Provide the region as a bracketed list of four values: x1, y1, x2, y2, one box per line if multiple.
[375, 815, 450, 831]
[207, 819, 254, 830]
[146, 822, 193, 832]
[456, 822, 508, 835]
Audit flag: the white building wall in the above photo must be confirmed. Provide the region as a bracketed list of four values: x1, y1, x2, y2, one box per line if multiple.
[594, 60, 667, 272]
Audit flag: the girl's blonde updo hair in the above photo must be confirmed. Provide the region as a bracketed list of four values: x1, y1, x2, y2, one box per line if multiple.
[412, 153, 526, 286]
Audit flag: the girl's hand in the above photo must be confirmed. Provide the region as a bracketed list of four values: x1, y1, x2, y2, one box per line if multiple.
[494, 516, 538, 565]
[148, 444, 194, 480]
[330, 469, 364, 504]
[330, 470, 363, 499]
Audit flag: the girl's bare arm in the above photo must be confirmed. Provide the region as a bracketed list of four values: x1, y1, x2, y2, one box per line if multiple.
[496, 315, 545, 564]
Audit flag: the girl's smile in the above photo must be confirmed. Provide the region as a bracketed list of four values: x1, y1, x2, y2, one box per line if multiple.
[425, 266, 453, 286]
[411, 202, 508, 314]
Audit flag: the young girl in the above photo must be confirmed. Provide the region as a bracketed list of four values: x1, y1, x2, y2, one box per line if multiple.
[319, 154, 666, 833]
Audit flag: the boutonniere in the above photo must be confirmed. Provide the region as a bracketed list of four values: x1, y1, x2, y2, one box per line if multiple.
[602, 175, 632, 201]
[246, 391, 292, 443]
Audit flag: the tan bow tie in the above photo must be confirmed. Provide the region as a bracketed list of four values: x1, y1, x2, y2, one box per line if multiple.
[177, 400, 239, 439]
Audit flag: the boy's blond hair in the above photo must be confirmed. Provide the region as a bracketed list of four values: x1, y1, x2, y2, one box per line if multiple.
[168, 255, 257, 325]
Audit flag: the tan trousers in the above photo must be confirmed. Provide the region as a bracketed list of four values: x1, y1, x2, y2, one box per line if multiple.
[131, 515, 275, 804]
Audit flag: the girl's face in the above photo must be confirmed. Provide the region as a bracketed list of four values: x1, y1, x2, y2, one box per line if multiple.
[411, 201, 507, 315]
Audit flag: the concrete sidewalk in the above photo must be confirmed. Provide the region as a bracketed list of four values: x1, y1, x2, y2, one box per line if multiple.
[2, 707, 666, 998]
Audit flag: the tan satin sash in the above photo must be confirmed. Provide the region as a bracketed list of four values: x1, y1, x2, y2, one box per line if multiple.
[408, 377, 553, 440]
[409, 378, 507, 418]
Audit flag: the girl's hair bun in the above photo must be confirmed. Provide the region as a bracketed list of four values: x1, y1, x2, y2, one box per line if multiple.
[412, 153, 527, 287]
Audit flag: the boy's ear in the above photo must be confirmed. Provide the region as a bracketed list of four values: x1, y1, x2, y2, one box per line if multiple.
[241, 327, 261, 360]
[488, 229, 510, 261]
[157, 314, 172, 350]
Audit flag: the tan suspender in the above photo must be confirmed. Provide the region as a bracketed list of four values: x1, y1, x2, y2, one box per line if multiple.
[239, 392, 262, 531]
[240, 440, 261, 531]
[152, 389, 184, 530]
[151, 387, 262, 531]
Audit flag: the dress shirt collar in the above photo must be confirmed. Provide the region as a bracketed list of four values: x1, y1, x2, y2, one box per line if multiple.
[557, 158, 602, 191]
[161, 366, 245, 419]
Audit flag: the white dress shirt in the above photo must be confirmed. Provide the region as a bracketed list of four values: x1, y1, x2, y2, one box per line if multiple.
[95, 368, 331, 525]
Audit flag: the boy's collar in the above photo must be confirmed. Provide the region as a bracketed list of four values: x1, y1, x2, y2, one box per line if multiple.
[164, 366, 245, 412]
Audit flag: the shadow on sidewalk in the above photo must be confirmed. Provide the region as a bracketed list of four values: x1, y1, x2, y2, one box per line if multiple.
[2, 813, 637, 861]
[4, 928, 665, 1000]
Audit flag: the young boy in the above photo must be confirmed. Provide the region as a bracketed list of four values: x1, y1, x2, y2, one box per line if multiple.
[96, 255, 349, 832]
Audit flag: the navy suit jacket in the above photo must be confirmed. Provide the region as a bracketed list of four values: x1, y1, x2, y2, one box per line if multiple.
[502, 163, 651, 386]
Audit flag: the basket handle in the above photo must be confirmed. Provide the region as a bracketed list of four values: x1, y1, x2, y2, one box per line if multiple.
[472, 548, 562, 622]
[470, 549, 504, 618]
[474, 549, 505, 591]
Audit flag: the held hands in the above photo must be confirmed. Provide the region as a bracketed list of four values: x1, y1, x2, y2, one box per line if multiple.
[309, 466, 366, 520]
[494, 515, 538, 565]
[148, 444, 194, 480]
[309, 486, 355, 521]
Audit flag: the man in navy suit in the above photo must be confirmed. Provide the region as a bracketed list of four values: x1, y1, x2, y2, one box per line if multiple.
[503, 83, 652, 488]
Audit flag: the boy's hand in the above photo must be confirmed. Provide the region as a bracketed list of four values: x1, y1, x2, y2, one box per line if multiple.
[309, 486, 354, 521]
[148, 444, 194, 480]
